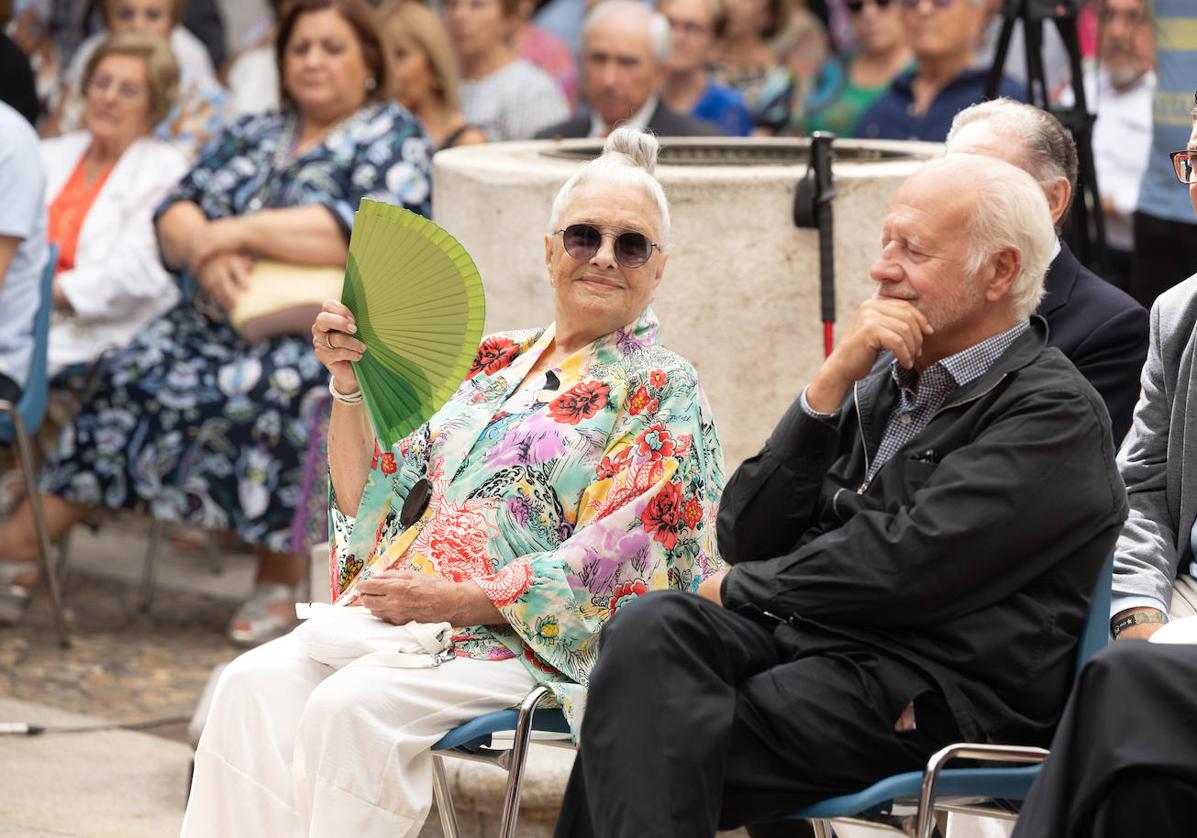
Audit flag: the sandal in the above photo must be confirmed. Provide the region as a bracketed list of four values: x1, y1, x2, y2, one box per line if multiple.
[227, 583, 299, 648]
[0, 560, 39, 626]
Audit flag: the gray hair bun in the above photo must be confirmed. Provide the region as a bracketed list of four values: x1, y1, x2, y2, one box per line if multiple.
[603, 126, 659, 175]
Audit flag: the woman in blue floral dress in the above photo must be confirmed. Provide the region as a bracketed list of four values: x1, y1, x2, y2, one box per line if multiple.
[0, 0, 432, 644]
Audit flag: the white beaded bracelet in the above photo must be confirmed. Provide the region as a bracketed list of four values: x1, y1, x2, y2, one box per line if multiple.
[328, 377, 364, 405]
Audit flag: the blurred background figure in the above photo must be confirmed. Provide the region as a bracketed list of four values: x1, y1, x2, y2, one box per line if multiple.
[444, 0, 569, 141]
[660, 0, 751, 136]
[222, 0, 287, 115]
[45, 0, 232, 160]
[39, 33, 187, 376]
[380, 0, 486, 150]
[536, 0, 721, 137]
[795, 0, 912, 136]
[515, 0, 577, 109]
[752, 9, 834, 136]
[1, 0, 40, 124]
[711, 0, 789, 106]
[855, 0, 1024, 141]
[0, 99, 48, 407]
[0, 0, 433, 646]
[1080, 0, 1154, 290]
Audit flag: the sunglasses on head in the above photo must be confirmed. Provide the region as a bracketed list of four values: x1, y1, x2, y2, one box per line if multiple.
[556, 223, 659, 268]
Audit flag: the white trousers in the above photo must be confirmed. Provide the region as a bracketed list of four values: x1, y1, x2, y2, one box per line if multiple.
[181, 631, 537, 838]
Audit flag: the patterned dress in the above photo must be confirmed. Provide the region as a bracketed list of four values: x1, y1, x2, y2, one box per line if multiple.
[40, 103, 432, 552]
[330, 308, 726, 735]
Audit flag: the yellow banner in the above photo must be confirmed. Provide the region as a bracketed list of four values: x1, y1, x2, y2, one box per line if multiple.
[1156, 18, 1197, 51]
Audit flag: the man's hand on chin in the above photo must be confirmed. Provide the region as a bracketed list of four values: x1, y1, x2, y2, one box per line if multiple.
[697, 569, 728, 605]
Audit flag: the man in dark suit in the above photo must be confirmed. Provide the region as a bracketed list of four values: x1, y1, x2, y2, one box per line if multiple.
[947, 99, 1149, 443]
[534, 0, 722, 139]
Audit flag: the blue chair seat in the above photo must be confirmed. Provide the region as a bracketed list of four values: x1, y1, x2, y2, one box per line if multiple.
[433, 706, 571, 754]
[795, 765, 1040, 820]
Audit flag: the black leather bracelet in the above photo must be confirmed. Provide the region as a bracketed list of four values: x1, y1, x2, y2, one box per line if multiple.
[1110, 610, 1167, 638]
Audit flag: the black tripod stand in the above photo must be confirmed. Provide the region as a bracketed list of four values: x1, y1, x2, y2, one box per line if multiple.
[985, 0, 1109, 275]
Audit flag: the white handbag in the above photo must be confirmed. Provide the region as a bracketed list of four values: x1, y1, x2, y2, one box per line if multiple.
[293, 604, 455, 669]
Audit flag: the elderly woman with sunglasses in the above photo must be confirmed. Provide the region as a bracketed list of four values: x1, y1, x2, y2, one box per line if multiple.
[182, 126, 726, 836]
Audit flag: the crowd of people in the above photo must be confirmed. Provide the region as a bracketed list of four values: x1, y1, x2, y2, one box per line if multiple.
[2, 0, 1197, 835]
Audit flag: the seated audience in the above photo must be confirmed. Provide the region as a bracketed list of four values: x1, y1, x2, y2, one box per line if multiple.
[757, 0, 912, 138]
[1131, 0, 1197, 307]
[711, 0, 789, 107]
[46, 0, 232, 160]
[380, 1, 487, 151]
[516, 0, 579, 109]
[181, 126, 725, 835]
[223, 0, 286, 116]
[0, 0, 432, 643]
[0, 22, 40, 126]
[945, 99, 1148, 444]
[444, 0, 569, 141]
[0, 101, 48, 408]
[553, 153, 1128, 836]
[536, 0, 722, 139]
[1009, 93, 1197, 838]
[856, 0, 1024, 142]
[40, 33, 188, 377]
[752, 10, 836, 137]
[1085, 0, 1154, 290]
[661, 0, 753, 137]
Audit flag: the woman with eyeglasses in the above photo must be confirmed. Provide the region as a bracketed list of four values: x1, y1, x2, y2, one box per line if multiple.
[180, 125, 726, 834]
[755, 0, 910, 137]
[661, 0, 753, 136]
[38, 33, 187, 377]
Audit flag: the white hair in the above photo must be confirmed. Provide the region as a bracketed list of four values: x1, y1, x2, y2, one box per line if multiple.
[946, 98, 1078, 193]
[584, 0, 672, 65]
[547, 126, 671, 249]
[914, 155, 1055, 320]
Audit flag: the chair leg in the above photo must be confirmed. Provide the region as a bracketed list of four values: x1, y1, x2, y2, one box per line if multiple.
[139, 518, 167, 614]
[498, 685, 553, 838]
[432, 754, 462, 838]
[9, 409, 70, 647]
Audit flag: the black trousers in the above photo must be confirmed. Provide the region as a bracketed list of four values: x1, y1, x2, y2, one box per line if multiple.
[553, 591, 962, 838]
[1013, 642, 1197, 838]
[1131, 211, 1197, 308]
[0, 371, 20, 404]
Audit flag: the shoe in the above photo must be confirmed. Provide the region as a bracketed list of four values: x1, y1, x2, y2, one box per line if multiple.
[227, 583, 298, 647]
[0, 561, 38, 625]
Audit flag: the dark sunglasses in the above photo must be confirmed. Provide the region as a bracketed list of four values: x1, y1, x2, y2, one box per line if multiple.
[897, 0, 955, 9]
[1171, 149, 1197, 184]
[556, 223, 659, 268]
[846, 0, 894, 13]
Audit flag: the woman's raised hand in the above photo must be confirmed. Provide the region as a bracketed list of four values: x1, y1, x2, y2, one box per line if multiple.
[313, 299, 366, 393]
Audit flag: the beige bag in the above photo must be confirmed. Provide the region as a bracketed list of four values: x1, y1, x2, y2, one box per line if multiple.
[228, 260, 344, 342]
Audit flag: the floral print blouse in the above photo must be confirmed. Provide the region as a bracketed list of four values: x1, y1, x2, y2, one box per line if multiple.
[330, 308, 725, 734]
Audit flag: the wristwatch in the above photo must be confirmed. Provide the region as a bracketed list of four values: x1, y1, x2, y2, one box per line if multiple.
[1110, 610, 1167, 638]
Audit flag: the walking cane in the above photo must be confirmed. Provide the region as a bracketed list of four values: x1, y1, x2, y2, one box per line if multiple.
[793, 132, 837, 357]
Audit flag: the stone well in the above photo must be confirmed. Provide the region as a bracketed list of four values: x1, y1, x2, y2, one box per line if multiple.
[433, 137, 944, 470]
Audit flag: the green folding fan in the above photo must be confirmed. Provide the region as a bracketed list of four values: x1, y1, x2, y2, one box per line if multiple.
[341, 199, 486, 451]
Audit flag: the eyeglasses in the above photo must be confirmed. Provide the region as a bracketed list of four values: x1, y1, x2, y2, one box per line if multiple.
[86, 73, 147, 102]
[555, 223, 659, 268]
[1171, 150, 1197, 184]
[665, 16, 712, 37]
[898, 0, 955, 9]
[846, 0, 894, 13]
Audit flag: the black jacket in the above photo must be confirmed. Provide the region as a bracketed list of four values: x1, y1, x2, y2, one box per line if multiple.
[533, 100, 723, 139]
[1039, 242, 1148, 444]
[718, 318, 1128, 746]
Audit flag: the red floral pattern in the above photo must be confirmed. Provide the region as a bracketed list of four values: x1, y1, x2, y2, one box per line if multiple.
[380, 452, 397, 475]
[629, 386, 651, 415]
[468, 336, 521, 378]
[635, 423, 677, 461]
[649, 369, 667, 388]
[641, 481, 683, 550]
[596, 447, 633, 480]
[681, 498, 703, 530]
[609, 579, 649, 615]
[548, 381, 610, 425]
[477, 559, 533, 607]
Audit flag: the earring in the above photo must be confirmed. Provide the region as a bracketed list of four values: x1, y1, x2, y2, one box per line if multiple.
[365, 77, 377, 91]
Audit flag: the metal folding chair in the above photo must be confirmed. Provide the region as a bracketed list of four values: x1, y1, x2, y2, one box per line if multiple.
[0, 244, 70, 647]
[430, 684, 572, 838]
[795, 554, 1114, 838]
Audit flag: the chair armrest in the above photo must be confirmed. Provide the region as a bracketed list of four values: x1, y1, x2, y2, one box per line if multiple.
[915, 744, 1049, 838]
